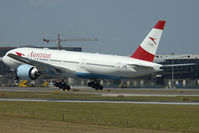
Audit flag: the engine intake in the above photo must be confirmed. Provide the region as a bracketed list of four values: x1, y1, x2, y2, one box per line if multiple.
[17, 64, 40, 80]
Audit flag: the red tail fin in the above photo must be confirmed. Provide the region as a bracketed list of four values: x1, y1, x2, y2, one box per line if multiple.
[131, 20, 166, 62]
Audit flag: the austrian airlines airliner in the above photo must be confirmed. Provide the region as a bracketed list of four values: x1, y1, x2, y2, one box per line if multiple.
[2, 20, 166, 90]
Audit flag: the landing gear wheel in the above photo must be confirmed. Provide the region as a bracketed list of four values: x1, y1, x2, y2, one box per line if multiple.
[66, 85, 71, 91]
[88, 82, 93, 87]
[62, 84, 71, 91]
[54, 80, 71, 91]
[95, 85, 99, 90]
[88, 80, 104, 91]
[94, 84, 103, 90]
[99, 85, 103, 90]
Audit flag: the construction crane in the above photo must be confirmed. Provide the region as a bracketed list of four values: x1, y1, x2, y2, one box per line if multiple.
[43, 33, 97, 50]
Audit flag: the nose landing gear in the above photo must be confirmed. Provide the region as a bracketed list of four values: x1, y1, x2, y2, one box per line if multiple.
[88, 80, 103, 90]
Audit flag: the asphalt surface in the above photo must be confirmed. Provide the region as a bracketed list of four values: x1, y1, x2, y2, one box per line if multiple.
[1, 87, 199, 105]
[0, 87, 57, 92]
[0, 98, 199, 105]
[0, 86, 199, 96]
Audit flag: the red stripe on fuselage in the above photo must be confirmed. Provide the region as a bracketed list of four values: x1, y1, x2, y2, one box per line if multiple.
[131, 46, 155, 62]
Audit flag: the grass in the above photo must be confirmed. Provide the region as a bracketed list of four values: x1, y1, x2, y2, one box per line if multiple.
[0, 101, 199, 132]
[0, 115, 178, 133]
[0, 89, 199, 132]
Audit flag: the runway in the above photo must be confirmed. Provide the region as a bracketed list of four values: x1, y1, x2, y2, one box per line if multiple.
[0, 87, 57, 92]
[1, 87, 199, 105]
[1, 87, 199, 97]
[1, 86, 199, 92]
[0, 98, 199, 105]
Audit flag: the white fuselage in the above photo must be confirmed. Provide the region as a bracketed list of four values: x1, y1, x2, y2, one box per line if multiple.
[3, 47, 162, 80]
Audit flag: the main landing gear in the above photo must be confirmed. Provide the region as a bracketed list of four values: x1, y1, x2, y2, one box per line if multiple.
[54, 80, 71, 91]
[88, 80, 103, 90]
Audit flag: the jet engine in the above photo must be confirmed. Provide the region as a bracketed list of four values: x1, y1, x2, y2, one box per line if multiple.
[16, 64, 40, 80]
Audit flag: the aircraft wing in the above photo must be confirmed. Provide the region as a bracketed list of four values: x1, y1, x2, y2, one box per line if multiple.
[7, 53, 76, 76]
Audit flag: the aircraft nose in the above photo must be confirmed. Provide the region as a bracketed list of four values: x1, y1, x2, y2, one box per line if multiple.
[2, 51, 11, 65]
[2, 53, 15, 69]
[2, 50, 12, 64]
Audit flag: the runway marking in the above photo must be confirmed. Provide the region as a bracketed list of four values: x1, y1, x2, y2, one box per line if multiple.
[0, 98, 199, 105]
[101, 94, 199, 97]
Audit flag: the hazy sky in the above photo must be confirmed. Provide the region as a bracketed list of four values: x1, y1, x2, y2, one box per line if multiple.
[0, 0, 198, 56]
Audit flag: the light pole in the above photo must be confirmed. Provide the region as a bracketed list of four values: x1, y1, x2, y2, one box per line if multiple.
[171, 52, 174, 88]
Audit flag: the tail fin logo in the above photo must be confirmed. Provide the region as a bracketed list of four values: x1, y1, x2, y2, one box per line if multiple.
[149, 37, 157, 45]
[130, 20, 166, 62]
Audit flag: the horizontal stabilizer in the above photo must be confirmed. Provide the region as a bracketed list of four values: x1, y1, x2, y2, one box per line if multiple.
[161, 63, 196, 68]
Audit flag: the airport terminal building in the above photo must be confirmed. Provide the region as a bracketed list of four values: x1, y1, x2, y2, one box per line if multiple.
[0, 46, 199, 88]
[154, 54, 199, 88]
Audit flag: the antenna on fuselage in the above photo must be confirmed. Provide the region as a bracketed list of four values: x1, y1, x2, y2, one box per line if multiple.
[43, 33, 97, 50]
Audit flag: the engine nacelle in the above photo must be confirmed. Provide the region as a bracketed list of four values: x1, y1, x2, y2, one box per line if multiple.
[17, 64, 40, 80]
